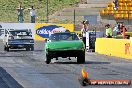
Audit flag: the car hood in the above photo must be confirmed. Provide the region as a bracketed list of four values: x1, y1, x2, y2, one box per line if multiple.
[46, 40, 84, 50]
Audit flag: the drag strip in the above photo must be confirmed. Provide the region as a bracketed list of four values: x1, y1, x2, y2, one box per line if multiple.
[0, 40, 131, 88]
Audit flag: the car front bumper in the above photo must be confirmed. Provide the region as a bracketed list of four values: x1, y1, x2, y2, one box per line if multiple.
[47, 50, 85, 58]
[7, 44, 34, 49]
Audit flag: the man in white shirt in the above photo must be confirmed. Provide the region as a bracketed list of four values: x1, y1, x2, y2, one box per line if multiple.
[81, 21, 89, 48]
[28, 6, 35, 23]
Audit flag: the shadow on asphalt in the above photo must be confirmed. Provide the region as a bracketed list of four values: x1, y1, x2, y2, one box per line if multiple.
[84, 61, 111, 64]
[0, 55, 26, 57]
[0, 67, 23, 88]
[5, 50, 26, 52]
[33, 50, 44, 52]
[6, 49, 44, 52]
[39, 72, 73, 75]
[52, 61, 111, 64]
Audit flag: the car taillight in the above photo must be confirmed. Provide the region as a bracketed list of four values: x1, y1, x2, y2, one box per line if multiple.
[30, 40, 34, 43]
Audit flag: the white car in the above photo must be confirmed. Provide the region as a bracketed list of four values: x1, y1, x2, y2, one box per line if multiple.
[3, 29, 34, 51]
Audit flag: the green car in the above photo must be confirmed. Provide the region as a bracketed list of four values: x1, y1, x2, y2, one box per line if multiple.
[45, 32, 85, 64]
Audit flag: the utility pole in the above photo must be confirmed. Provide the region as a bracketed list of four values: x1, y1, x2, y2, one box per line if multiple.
[46, 0, 48, 23]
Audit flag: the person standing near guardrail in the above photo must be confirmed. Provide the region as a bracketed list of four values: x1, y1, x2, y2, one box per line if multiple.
[28, 6, 35, 23]
[16, 3, 24, 23]
[105, 24, 112, 38]
[119, 23, 127, 39]
[113, 23, 120, 37]
[81, 20, 89, 48]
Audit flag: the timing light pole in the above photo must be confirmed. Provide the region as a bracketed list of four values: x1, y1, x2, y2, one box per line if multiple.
[46, 0, 48, 23]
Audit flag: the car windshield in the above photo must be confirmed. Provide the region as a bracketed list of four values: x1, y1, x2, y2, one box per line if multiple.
[49, 33, 79, 41]
[9, 31, 31, 36]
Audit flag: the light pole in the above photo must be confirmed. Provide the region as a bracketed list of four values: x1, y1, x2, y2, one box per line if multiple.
[46, 0, 48, 23]
[73, 9, 75, 28]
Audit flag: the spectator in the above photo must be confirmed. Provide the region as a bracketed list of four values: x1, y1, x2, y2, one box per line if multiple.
[16, 3, 24, 23]
[113, 23, 120, 37]
[119, 23, 127, 39]
[119, 23, 127, 33]
[113, 0, 118, 10]
[28, 6, 36, 23]
[105, 24, 112, 38]
[81, 20, 89, 47]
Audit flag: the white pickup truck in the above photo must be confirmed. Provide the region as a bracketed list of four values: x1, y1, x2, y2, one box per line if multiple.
[3, 29, 34, 51]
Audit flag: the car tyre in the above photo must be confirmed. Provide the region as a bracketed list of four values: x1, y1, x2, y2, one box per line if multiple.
[31, 45, 34, 51]
[26, 47, 30, 51]
[45, 54, 51, 64]
[4, 46, 6, 51]
[6, 47, 9, 52]
[77, 51, 85, 64]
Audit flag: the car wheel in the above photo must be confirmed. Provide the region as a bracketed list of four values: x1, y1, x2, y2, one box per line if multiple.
[45, 54, 51, 64]
[6, 47, 9, 52]
[26, 47, 30, 51]
[77, 51, 85, 64]
[31, 45, 34, 51]
[4, 46, 6, 51]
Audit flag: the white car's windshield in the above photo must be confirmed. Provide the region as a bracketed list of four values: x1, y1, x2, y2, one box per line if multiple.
[9, 31, 32, 36]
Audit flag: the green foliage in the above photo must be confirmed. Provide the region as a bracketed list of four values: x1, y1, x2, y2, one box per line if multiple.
[0, 0, 79, 23]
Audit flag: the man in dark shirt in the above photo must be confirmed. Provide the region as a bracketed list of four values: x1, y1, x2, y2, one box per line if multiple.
[17, 3, 24, 23]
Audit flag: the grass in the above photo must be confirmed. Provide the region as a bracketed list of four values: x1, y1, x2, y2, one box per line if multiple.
[0, 0, 79, 23]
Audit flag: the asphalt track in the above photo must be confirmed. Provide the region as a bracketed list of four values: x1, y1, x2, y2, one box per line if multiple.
[0, 40, 131, 88]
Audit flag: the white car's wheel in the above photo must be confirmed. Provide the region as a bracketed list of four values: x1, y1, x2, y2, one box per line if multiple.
[31, 46, 34, 51]
[4, 46, 6, 51]
[6, 47, 9, 51]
